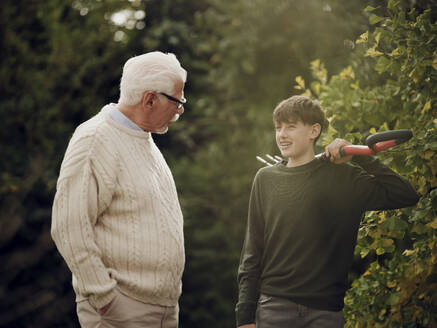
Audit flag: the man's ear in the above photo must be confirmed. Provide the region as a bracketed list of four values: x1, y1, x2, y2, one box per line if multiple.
[141, 91, 155, 110]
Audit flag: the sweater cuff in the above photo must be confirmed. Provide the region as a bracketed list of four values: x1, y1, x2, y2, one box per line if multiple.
[236, 302, 257, 327]
[88, 288, 116, 310]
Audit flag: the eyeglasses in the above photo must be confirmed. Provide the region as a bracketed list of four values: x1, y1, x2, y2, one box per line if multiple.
[158, 92, 186, 109]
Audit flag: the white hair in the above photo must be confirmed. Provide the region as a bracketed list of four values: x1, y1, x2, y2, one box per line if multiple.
[118, 51, 187, 106]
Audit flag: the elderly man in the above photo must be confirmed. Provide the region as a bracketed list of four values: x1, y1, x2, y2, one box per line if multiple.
[51, 52, 187, 328]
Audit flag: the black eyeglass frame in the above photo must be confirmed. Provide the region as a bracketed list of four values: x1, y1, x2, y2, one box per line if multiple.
[158, 92, 186, 109]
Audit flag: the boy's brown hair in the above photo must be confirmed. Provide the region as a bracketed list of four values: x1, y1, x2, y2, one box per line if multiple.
[273, 95, 328, 143]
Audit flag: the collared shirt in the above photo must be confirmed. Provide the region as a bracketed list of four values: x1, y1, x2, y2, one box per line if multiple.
[108, 104, 142, 131]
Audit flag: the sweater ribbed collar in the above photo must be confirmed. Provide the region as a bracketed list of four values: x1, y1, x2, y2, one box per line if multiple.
[276, 158, 322, 174]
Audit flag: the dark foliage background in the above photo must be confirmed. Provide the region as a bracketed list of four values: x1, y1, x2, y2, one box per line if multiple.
[1, 0, 435, 327]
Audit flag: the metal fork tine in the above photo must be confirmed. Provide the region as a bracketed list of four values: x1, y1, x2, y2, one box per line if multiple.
[266, 154, 280, 163]
[274, 155, 283, 161]
[256, 156, 273, 166]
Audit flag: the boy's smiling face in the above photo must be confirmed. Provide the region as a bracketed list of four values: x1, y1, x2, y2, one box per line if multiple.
[275, 120, 320, 161]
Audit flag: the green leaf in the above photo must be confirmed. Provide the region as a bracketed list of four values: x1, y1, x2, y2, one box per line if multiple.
[364, 6, 378, 12]
[360, 247, 370, 258]
[374, 32, 382, 45]
[427, 218, 437, 229]
[411, 223, 427, 234]
[295, 76, 305, 89]
[365, 47, 384, 57]
[382, 217, 409, 232]
[381, 238, 394, 247]
[376, 247, 385, 255]
[311, 81, 321, 95]
[356, 31, 369, 44]
[403, 249, 416, 256]
[432, 55, 437, 70]
[421, 101, 431, 115]
[369, 14, 384, 25]
[387, 0, 399, 11]
[375, 56, 391, 73]
[386, 245, 396, 253]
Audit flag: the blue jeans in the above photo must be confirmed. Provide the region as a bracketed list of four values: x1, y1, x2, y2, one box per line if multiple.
[256, 294, 344, 328]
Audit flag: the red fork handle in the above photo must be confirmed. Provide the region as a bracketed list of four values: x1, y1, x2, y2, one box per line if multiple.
[318, 130, 412, 160]
[340, 145, 374, 156]
[340, 140, 398, 156]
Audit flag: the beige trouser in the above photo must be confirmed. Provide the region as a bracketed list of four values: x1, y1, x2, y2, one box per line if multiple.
[76, 289, 179, 328]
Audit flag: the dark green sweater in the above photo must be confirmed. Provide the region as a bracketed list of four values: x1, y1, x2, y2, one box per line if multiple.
[236, 156, 419, 326]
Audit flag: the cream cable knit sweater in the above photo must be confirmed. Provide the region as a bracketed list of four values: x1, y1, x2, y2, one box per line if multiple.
[51, 104, 185, 309]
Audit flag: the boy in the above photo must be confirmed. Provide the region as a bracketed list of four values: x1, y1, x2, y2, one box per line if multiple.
[236, 96, 419, 328]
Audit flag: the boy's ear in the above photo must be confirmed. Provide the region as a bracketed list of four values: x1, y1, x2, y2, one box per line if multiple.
[310, 123, 322, 140]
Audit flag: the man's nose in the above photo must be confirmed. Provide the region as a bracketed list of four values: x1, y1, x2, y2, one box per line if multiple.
[177, 106, 184, 115]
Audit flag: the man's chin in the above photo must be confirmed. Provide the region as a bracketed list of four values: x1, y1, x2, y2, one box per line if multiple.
[154, 126, 169, 134]
[154, 115, 179, 134]
[154, 114, 180, 134]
